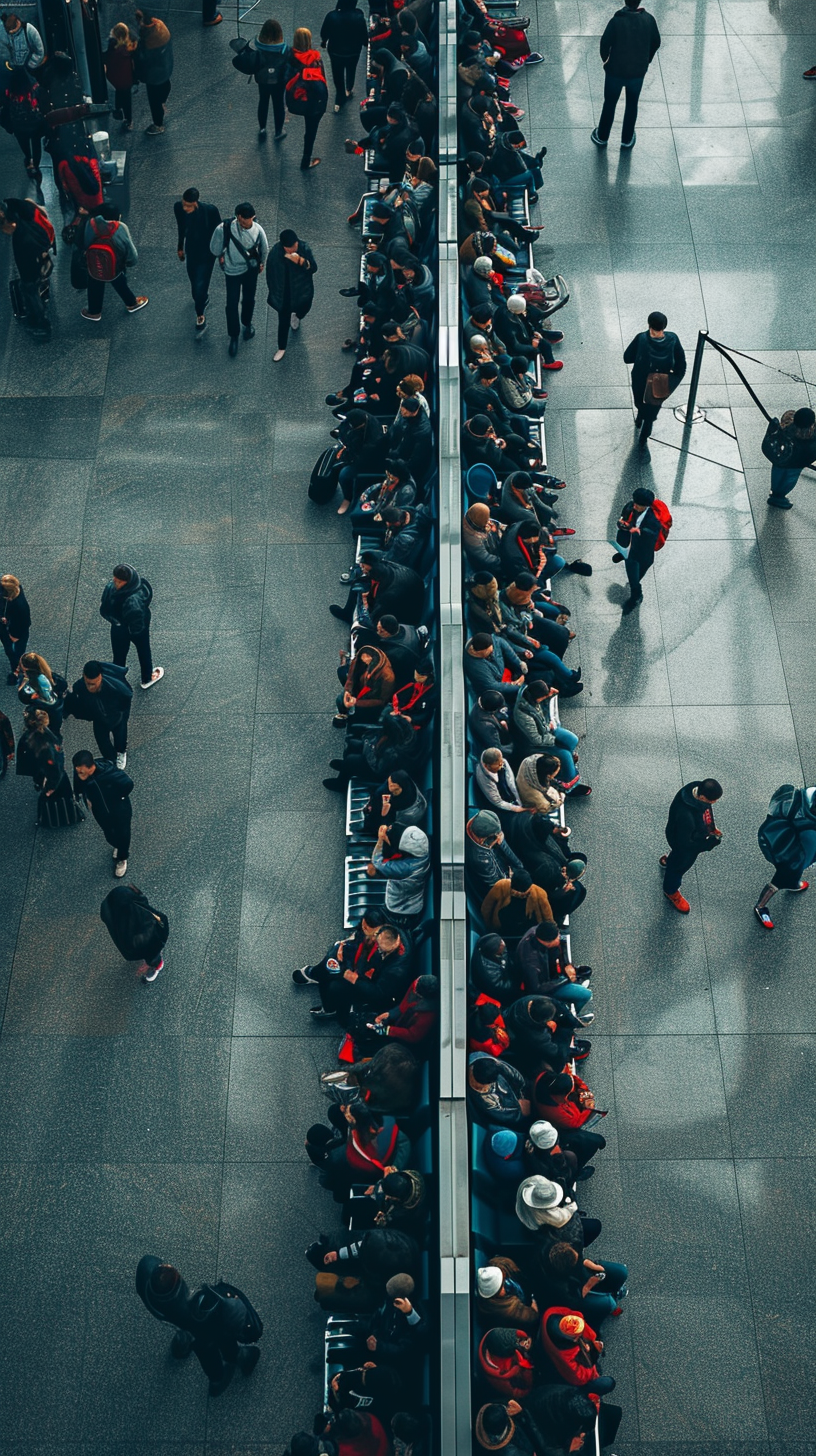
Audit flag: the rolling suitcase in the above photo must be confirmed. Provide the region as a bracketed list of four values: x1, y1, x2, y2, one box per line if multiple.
[308, 443, 341, 504]
[9, 277, 26, 320]
[37, 791, 86, 829]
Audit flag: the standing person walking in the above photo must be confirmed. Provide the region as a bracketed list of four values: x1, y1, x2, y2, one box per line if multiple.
[134, 8, 174, 136]
[211, 203, 269, 357]
[248, 18, 292, 141]
[284, 28, 328, 171]
[2, 67, 45, 180]
[174, 188, 222, 335]
[63, 661, 133, 767]
[135, 1257, 262, 1393]
[72, 749, 135, 877]
[613, 486, 665, 613]
[622, 312, 686, 445]
[104, 22, 139, 132]
[320, 0, 368, 113]
[0, 11, 44, 73]
[0, 198, 55, 339]
[99, 563, 164, 689]
[590, 0, 661, 151]
[80, 204, 148, 321]
[660, 778, 723, 914]
[754, 785, 816, 930]
[0, 573, 30, 683]
[762, 407, 816, 510]
[266, 228, 317, 361]
[101, 884, 169, 980]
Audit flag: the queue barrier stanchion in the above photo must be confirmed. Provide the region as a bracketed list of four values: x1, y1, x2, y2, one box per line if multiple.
[674, 327, 708, 425]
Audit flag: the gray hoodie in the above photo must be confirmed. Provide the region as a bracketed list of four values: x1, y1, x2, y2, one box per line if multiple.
[372, 825, 430, 917]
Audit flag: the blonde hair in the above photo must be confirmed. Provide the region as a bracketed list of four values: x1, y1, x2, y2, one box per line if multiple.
[1, 573, 21, 600]
[293, 26, 311, 49]
[399, 374, 424, 397]
[21, 651, 54, 686]
[111, 22, 136, 48]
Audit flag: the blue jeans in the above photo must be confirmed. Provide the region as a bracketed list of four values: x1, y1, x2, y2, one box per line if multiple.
[550, 725, 579, 782]
[530, 644, 579, 690]
[583, 1259, 629, 1323]
[597, 72, 644, 145]
[551, 979, 592, 1011]
[770, 465, 802, 499]
[547, 553, 566, 578]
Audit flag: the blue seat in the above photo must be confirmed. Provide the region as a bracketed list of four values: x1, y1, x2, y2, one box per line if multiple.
[465, 463, 497, 504]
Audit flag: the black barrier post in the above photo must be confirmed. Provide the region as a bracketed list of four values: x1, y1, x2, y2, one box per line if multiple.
[674, 328, 708, 425]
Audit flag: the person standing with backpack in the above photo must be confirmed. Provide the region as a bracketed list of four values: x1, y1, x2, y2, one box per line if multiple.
[135, 1256, 262, 1392]
[99, 562, 164, 690]
[101, 885, 169, 980]
[174, 188, 222, 335]
[0, 197, 54, 339]
[210, 203, 269, 357]
[659, 779, 723, 914]
[613, 486, 669, 614]
[320, 0, 368, 113]
[623, 311, 686, 447]
[3, 67, 44, 180]
[80, 203, 148, 321]
[754, 786, 816, 929]
[0, 12, 44, 74]
[247, 17, 292, 141]
[285, 27, 328, 170]
[134, 8, 174, 135]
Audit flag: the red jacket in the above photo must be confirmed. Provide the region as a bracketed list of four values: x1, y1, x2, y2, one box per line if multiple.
[540, 1307, 600, 1386]
[534, 1072, 593, 1129]
[337, 1413, 389, 1456]
[477, 1331, 535, 1400]
[346, 1117, 400, 1174]
[384, 978, 437, 1045]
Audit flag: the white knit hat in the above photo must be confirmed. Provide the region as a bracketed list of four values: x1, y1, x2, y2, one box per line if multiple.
[528, 1120, 558, 1150]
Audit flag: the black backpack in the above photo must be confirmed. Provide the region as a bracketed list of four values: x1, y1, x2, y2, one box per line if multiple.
[757, 784, 813, 867]
[189, 1282, 264, 1344]
[255, 49, 289, 88]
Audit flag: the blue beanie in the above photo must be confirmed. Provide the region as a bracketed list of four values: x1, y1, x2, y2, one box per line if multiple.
[490, 1130, 518, 1158]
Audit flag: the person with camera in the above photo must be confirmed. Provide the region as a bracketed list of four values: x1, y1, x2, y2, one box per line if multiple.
[210, 202, 269, 356]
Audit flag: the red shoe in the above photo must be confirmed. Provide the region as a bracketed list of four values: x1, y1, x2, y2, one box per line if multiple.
[541, 360, 564, 371]
[754, 905, 774, 929]
[664, 890, 690, 914]
[787, 880, 810, 892]
[551, 527, 575, 536]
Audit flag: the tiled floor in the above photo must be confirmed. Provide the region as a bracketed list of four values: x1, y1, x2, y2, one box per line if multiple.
[0, 3, 363, 1447]
[526, 0, 816, 1449]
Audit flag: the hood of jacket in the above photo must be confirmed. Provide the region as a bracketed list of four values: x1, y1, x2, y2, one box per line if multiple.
[140, 18, 170, 47]
[398, 825, 429, 858]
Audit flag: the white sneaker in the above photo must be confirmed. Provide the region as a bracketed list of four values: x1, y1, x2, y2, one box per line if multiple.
[114, 857, 128, 877]
[273, 348, 286, 362]
[116, 752, 127, 769]
[290, 312, 300, 330]
[142, 956, 164, 982]
[141, 666, 164, 689]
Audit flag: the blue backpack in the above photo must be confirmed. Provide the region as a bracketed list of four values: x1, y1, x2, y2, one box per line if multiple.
[757, 784, 812, 867]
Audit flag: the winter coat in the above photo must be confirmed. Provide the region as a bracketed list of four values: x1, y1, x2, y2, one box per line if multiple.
[348, 931, 415, 1011]
[365, 778, 427, 833]
[500, 523, 544, 583]
[477, 1331, 535, 1401]
[515, 1181, 578, 1234]
[516, 923, 569, 996]
[99, 570, 153, 637]
[345, 1117, 411, 1176]
[15, 726, 66, 791]
[64, 665, 132, 729]
[665, 781, 720, 855]
[475, 757, 523, 815]
[366, 561, 425, 626]
[777, 409, 816, 470]
[100, 885, 169, 962]
[463, 637, 523, 696]
[382, 505, 431, 569]
[498, 477, 550, 531]
[623, 329, 686, 408]
[465, 827, 525, 903]
[365, 1293, 427, 1365]
[378, 978, 436, 1046]
[503, 996, 568, 1075]
[476, 1257, 538, 1328]
[469, 701, 511, 753]
[265, 239, 317, 314]
[540, 1309, 601, 1386]
[501, 587, 570, 658]
[516, 755, 565, 814]
[74, 760, 134, 834]
[467, 1052, 528, 1127]
[481, 879, 553, 933]
[599, 6, 660, 77]
[469, 937, 521, 1004]
[135, 1254, 191, 1328]
[104, 36, 138, 89]
[321, 0, 368, 57]
[463, 514, 503, 576]
[466, 582, 528, 652]
[617, 499, 661, 568]
[0, 583, 31, 642]
[346, 648, 396, 712]
[533, 1071, 594, 1130]
[513, 691, 558, 756]
[349, 1042, 421, 1111]
[507, 814, 568, 895]
[0, 21, 44, 69]
[136, 19, 174, 84]
[371, 825, 430, 917]
[497, 367, 538, 414]
[386, 412, 434, 486]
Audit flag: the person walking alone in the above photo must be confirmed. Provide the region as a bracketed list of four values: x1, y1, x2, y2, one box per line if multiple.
[135, 8, 174, 135]
[613, 486, 663, 613]
[0, 572, 31, 683]
[135, 1257, 262, 1394]
[623, 311, 686, 446]
[284, 28, 328, 170]
[762, 407, 816, 510]
[63, 661, 133, 767]
[266, 227, 317, 361]
[660, 778, 723, 914]
[320, 0, 368, 113]
[174, 188, 222, 335]
[211, 203, 269, 357]
[80, 204, 148, 321]
[754, 785, 816, 929]
[99, 563, 164, 689]
[73, 749, 134, 877]
[591, 0, 661, 151]
[101, 883, 169, 980]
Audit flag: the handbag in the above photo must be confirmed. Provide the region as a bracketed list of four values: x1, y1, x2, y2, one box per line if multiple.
[220, 219, 261, 272]
[644, 371, 669, 402]
[761, 418, 795, 465]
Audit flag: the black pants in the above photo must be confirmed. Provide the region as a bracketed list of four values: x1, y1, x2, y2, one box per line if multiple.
[202, 0, 220, 19]
[1, 625, 28, 675]
[275, 305, 308, 350]
[301, 111, 323, 168]
[329, 52, 360, 106]
[146, 80, 171, 126]
[114, 86, 133, 123]
[257, 83, 286, 135]
[624, 554, 651, 599]
[16, 132, 42, 167]
[87, 273, 138, 315]
[20, 277, 50, 334]
[100, 805, 132, 858]
[186, 253, 216, 315]
[225, 270, 258, 338]
[93, 715, 129, 761]
[111, 622, 153, 685]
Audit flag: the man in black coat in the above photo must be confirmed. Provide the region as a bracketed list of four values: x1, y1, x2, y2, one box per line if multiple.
[101, 884, 169, 980]
[591, 0, 661, 150]
[359, 553, 425, 626]
[386, 399, 433, 488]
[174, 188, 222, 334]
[310, 923, 414, 1022]
[622, 311, 686, 444]
[362, 1273, 427, 1371]
[661, 778, 723, 913]
[135, 1256, 261, 1395]
[0, 197, 54, 339]
[73, 749, 134, 876]
[266, 227, 317, 360]
[614, 486, 661, 612]
[64, 660, 133, 766]
[99, 563, 164, 689]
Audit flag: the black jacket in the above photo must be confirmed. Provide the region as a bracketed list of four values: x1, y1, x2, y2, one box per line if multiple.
[75, 759, 134, 829]
[265, 238, 317, 314]
[617, 500, 661, 567]
[0, 584, 31, 641]
[469, 936, 520, 1003]
[101, 886, 169, 962]
[382, 505, 431, 568]
[507, 813, 568, 894]
[469, 700, 511, 752]
[320, 1, 367, 56]
[99, 570, 153, 637]
[367, 561, 425, 626]
[386, 412, 434, 486]
[64, 664, 132, 728]
[382, 342, 430, 382]
[174, 200, 222, 258]
[465, 828, 524, 903]
[623, 329, 686, 407]
[349, 935, 415, 1010]
[600, 5, 660, 78]
[339, 414, 389, 470]
[365, 1293, 427, 1365]
[665, 781, 720, 854]
[16, 726, 66, 791]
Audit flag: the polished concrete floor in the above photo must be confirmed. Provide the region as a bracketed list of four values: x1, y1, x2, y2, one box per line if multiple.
[0, 4, 367, 1447]
[518, 0, 816, 1450]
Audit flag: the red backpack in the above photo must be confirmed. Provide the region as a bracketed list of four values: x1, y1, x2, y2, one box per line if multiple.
[652, 498, 673, 550]
[32, 205, 55, 249]
[284, 50, 328, 115]
[85, 219, 120, 282]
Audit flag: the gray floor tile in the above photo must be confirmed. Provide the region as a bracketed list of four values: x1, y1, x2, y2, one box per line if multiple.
[719, 1035, 816, 1156]
[609, 1035, 732, 1158]
[224, 1036, 333, 1161]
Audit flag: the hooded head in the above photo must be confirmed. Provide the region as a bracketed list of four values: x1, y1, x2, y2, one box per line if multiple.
[485, 1327, 520, 1357]
[476, 1266, 504, 1299]
[528, 1120, 558, 1150]
[507, 295, 526, 315]
[399, 825, 429, 858]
